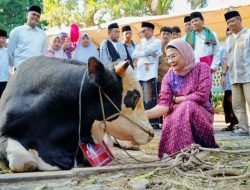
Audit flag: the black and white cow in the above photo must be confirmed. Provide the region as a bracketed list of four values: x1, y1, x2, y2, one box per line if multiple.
[0, 56, 154, 172]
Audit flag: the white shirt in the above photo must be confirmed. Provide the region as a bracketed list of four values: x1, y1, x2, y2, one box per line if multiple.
[225, 28, 250, 84]
[8, 24, 47, 68]
[133, 36, 162, 81]
[0, 47, 10, 82]
[193, 30, 220, 70]
[110, 41, 118, 52]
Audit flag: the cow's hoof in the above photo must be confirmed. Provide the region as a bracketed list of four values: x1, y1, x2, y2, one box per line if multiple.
[10, 160, 38, 173]
[23, 161, 38, 172]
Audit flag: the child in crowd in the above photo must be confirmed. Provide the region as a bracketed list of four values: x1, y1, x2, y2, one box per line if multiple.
[0, 29, 10, 98]
[45, 36, 67, 59]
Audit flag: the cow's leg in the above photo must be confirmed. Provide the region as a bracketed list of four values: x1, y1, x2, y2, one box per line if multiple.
[6, 138, 38, 172]
[0, 137, 8, 164]
[29, 149, 60, 171]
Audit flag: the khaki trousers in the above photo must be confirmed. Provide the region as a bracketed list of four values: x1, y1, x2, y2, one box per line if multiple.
[231, 83, 250, 132]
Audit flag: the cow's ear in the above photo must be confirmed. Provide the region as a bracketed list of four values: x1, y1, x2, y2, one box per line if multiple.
[115, 60, 130, 77]
[88, 57, 105, 81]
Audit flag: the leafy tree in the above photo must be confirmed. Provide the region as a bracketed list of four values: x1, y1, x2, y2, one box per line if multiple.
[41, 0, 173, 27]
[42, 0, 85, 28]
[0, 0, 43, 34]
[186, 0, 208, 10]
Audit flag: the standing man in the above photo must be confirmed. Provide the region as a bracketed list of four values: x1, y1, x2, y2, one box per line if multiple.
[220, 28, 238, 131]
[186, 11, 220, 71]
[8, 5, 46, 69]
[134, 22, 162, 128]
[121, 25, 136, 59]
[221, 11, 250, 135]
[99, 23, 132, 66]
[0, 29, 10, 98]
[184, 16, 193, 33]
[183, 15, 193, 39]
[158, 26, 172, 91]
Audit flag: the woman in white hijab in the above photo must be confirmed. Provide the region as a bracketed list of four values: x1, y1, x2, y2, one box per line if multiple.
[45, 35, 68, 59]
[72, 33, 99, 63]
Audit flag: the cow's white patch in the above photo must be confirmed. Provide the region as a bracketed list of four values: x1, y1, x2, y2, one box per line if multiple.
[6, 138, 60, 172]
[29, 149, 60, 171]
[6, 138, 37, 172]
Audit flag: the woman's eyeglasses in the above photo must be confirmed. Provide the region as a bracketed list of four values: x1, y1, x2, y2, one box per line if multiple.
[165, 53, 179, 62]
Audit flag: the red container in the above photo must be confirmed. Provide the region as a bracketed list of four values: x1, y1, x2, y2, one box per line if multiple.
[79, 141, 115, 167]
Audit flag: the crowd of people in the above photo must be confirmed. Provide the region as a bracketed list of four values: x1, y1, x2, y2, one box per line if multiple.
[0, 4, 250, 157]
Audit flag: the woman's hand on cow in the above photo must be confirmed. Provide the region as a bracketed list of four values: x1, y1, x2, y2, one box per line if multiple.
[146, 105, 169, 119]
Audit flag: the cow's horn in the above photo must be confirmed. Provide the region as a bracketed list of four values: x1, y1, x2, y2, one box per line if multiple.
[115, 60, 130, 77]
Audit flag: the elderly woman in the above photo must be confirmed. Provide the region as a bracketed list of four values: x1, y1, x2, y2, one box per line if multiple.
[72, 33, 99, 63]
[146, 39, 219, 158]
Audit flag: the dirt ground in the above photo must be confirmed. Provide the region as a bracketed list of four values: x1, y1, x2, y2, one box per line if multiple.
[1, 114, 250, 190]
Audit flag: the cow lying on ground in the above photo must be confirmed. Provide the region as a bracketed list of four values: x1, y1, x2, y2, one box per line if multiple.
[0, 56, 154, 172]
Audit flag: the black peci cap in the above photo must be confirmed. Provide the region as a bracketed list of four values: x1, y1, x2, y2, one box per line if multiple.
[184, 16, 191, 23]
[122, 25, 132, 32]
[108, 23, 119, 30]
[190, 11, 204, 21]
[141, 22, 155, 30]
[0, 29, 7, 38]
[28, 5, 41, 14]
[224, 11, 241, 21]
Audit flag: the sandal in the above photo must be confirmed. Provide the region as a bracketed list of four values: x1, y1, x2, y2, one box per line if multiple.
[221, 125, 234, 131]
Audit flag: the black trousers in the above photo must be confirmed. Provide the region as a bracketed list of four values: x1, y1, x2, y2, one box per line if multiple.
[223, 90, 238, 125]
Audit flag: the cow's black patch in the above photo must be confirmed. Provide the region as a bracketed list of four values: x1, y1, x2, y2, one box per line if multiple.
[123, 89, 141, 110]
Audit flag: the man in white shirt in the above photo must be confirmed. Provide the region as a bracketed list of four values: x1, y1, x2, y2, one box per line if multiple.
[121, 25, 136, 60]
[133, 22, 162, 128]
[186, 12, 220, 72]
[221, 11, 250, 136]
[0, 29, 10, 98]
[8, 5, 47, 69]
[99, 23, 132, 66]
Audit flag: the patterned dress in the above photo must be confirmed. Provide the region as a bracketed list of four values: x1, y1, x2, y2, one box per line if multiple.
[158, 62, 219, 158]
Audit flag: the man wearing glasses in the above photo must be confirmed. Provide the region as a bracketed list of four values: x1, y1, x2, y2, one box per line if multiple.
[221, 11, 250, 136]
[8, 5, 46, 69]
